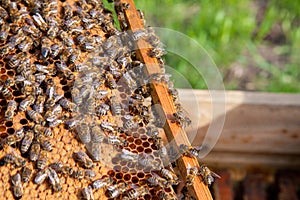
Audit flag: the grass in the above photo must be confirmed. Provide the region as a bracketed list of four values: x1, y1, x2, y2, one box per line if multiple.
[134, 0, 300, 92]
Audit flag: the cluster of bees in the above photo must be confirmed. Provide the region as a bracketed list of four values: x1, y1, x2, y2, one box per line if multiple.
[0, 0, 219, 199]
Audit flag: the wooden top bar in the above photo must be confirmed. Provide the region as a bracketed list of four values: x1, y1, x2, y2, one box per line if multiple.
[115, 0, 213, 199]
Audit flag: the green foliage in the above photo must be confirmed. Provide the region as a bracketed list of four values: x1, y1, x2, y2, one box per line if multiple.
[135, 0, 300, 92]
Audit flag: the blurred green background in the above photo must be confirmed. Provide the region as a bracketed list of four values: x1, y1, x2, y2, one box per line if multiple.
[132, 0, 300, 92]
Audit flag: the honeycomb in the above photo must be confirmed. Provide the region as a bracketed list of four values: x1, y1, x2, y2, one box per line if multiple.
[0, 0, 183, 199]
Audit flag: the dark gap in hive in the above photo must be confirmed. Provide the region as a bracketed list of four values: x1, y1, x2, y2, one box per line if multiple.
[5, 121, 13, 127]
[0, 100, 7, 106]
[12, 91, 22, 96]
[20, 119, 28, 125]
[7, 127, 15, 135]
[64, 91, 72, 99]
[14, 98, 23, 103]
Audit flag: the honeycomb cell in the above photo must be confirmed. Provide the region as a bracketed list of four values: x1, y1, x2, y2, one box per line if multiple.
[164, 187, 172, 192]
[0, 100, 6, 106]
[137, 172, 145, 179]
[60, 79, 68, 85]
[19, 118, 28, 125]
[123, 174, 131, 181]
[129, 143, 136, 149]
[144, 148, 152, 154]
[118, 87, 124, 92]
[14, 98, 23, 103]
[116, 172, 123, 179]
[7, 70, 14, 77]
[148, 138, 154, 143]
[140, 134, 148, 141]
[62, 86, 69, 91]
[113, 165, 121, 173]
[4, 121, 13, 127]
[120, 93, 127, 99]
[131, 176, 139, 184]
[137, 146, 144, 152]
[107, 170, 115, 177]
[142, 141, 150, 148]
[133, 132, 139, 138]
[0, 68, 5, 74]
[134, 139, 142, 145]
[138, 128, 145, 134]
[127, 137, 134, 143]
[111, 157, 120, 165]
[12, 91, 22, 96]
[0, 61, 4, 67]
[121, 166, 129, 173]
[144, 194, 151, 200]
[120, 160, 127, 166]
[64, 92, 72, 99]
[0, 126, 6, 132]
[151, 144, 158, 150]
[0, 75, 8, 80]
[7, 128, 15, 135]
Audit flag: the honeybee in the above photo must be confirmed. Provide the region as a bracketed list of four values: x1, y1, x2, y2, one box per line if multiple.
[47, 167, 62, 192]
[33, 124, 52, 137]
[36, 150, 48, 170]
[47, 23, 59, 38]
[33, 95, 46, 114]
[138, 154, 161, 170]
[198, 165, 221, 186]
[55, 61, 74, 80]
[73, 169, 85, 179]
[105, 73, 117, 89]
[0, 43, 14, 56]
[32, 13, 48, 31]
[132, 29, 148, 41]
[91, 176, 113, 190]
[26, 109, 45, 125]
[147, 172, 169, 188]
[159, 192, 177, 200]
[107, 182, 128, 198]
[121, 149, 139, 162]
[4, 152, 26, 168]
[123, 185, 149, 200]
[83, 169, 96, 180]
[75, 123, 91, 144]
[22, 25, 42, 38]
[20, 130, 34, 154]
[59, 30, 74, 46]
[160, 168, 179, 185]
[0, 23, 10, 42]
[173, 110, 192, 128]
[11, 173, 23, 198]
[65, 117, 81, 130]
[105, 134, 128, 147]
[63, 4, 73, 19]
[18, 36, 33, 52]
[34, 169, 49, 185]
[5, 100, 17, 120]
[49, 162, 74, 176]
[186, 164, 199, 186]
[94, 89, 109, 99]
[149, 47, 166, 58]
[59, 97, 78, 112]
[19, 95, 35, 111]
[29, 141, 41, 161]
[100, 122, 115, 132]
[82, 185, 94, 200]
[36, 134, 53, 152]
[5, 128, 25, 146]
[146, 125, 159, 137]
[123, 115, 141, 130]
[110, 95, 122, 115]
[0, 82, 12, 99]
[115, 2, 130, 12]
[73, 151, 94, 169]
[69, 48, 81, 64]
[168, 88, 179, 102]
[22, 165, 33, 183]
[96, 103, 110, 117]
[91, 125, 105, 143]
[179, 144, 201, 158]
[50, 42, 64, 58]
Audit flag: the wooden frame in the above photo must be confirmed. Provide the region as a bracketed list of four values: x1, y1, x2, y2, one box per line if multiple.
[116, 1, 213, 199]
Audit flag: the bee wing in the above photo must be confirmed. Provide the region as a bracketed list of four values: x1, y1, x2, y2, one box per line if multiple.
[211, 171, 221, 179]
